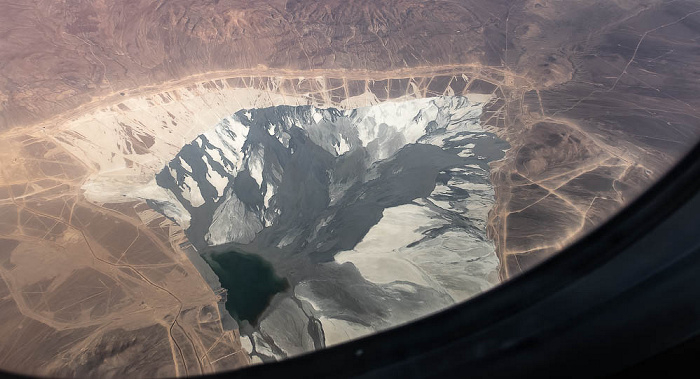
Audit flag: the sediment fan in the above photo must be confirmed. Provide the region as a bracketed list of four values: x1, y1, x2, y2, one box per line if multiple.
[218, 139, 700, 377]
[0, 0, 699, 377]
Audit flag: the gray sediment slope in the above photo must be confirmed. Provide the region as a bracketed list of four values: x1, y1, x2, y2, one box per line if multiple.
[147, 96, 509, 360]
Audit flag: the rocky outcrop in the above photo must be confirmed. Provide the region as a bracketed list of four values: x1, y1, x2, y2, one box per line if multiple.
[147, 95, 507, 358]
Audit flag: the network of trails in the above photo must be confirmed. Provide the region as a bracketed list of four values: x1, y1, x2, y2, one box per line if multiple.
[0, 0, 699, 377]
[0, 68, 511, 375]
[0, 65, 670, 375]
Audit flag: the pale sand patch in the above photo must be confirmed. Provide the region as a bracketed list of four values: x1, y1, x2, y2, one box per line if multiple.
[335, 204, 446, 287]
[240, 335, 253, 353]
[182, 174, 205, 207]
[339, 91, 380, 109]
[464, 93, 493, 104]
[318, 317, 374, 347]
[54, 84, 309, 201]
[203, 154, 228, 198]
[82, 178, 192, 229]
[250, 356, 263, 364]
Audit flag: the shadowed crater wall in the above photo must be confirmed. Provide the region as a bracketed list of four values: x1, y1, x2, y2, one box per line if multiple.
[147, 96, 509, 361]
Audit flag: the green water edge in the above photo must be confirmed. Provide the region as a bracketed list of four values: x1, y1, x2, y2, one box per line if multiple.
[203, 249, 289, 325]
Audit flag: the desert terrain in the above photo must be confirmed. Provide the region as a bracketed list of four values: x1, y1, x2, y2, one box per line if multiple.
[0, 0, 699, 376]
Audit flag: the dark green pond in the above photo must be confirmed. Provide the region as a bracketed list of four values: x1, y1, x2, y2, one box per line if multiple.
[203, 250, 288, 325]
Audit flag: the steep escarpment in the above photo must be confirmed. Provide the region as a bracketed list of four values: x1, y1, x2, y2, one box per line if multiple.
[39, 70, 505, 365]
[147, 95, 507, 359]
